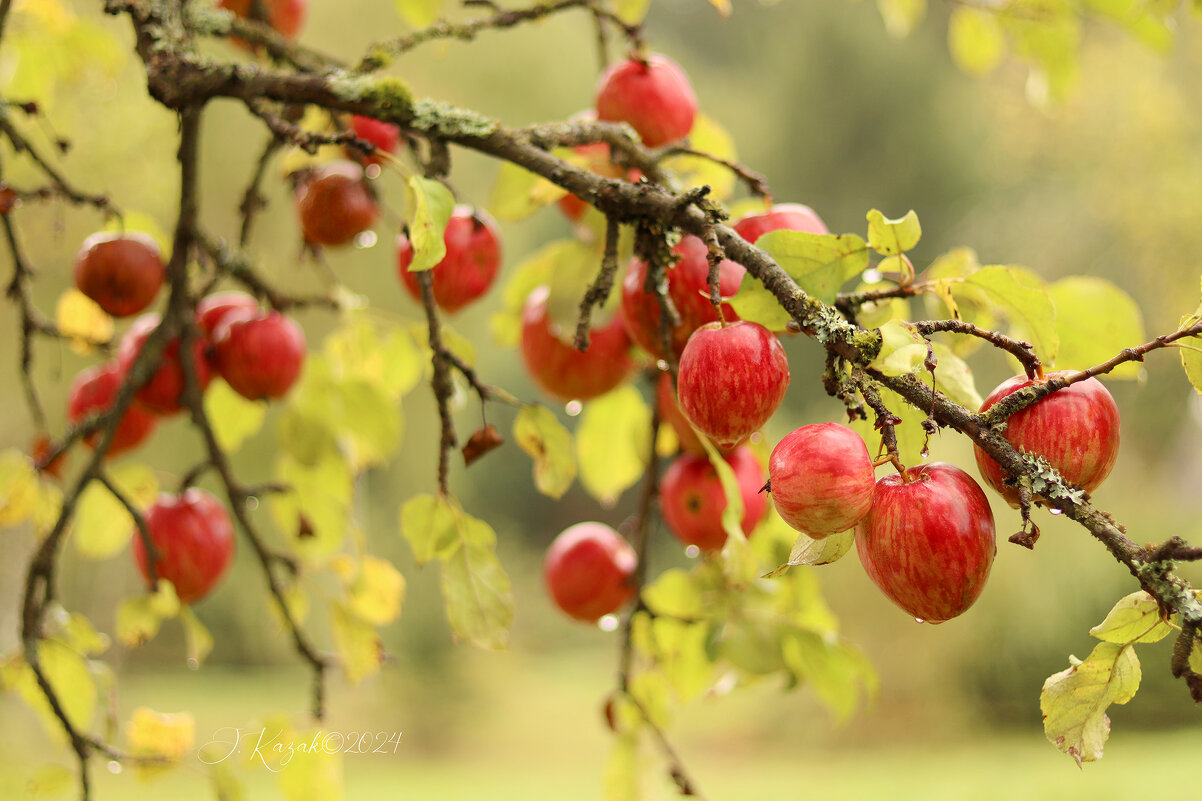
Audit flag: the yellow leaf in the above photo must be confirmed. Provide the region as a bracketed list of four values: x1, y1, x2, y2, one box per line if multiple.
[344, 555, 406, 626]
[128, 707, 195, 760]
[0, 448, 39, 527]
[55, 290, 113, 354]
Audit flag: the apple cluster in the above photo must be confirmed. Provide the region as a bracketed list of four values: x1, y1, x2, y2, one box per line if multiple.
[62, 228, 314, 605]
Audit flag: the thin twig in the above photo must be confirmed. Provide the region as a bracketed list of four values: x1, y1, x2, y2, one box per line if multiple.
[656, 144, 772, 199]
[415, 269, 457, 494]
[911, 318, 1042, 379]
[573, 217, 621, 350]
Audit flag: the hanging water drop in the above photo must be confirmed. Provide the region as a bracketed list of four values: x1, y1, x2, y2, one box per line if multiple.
[1050, 508, 1063, 516]
[914, 618, 925, 624]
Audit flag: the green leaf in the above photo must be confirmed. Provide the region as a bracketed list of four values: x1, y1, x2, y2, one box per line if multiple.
[116, 581, 180, 648]
[869, 319, 928, 376]
[962, 265, 1059, 366]
[576, 386, 652, 507]
[403, 175, 456, 272]
[330, 602, 383, 684]
[877, 0, 926, 38]
[628, 669, 672, 729]
[399, 493, 459, 565]
[74, 463, 158, 559]
[27, 764, 74, 798]
[642, 568, 706, 619]
[3, 640, 97, 742]
[204, 379, 267, 452]
[0, 448, 39, 527]
[604, 729, 642, 801]
[269, 453, 353, 560]
[1088, 591, 1172, 644]
[393, 0, 445, 29]
[948, 6, 1006, 76]
[731, 232, 869, 329]
[1040, 641, 1140, 766]
[179, 606, 214, 667]
[1180, 302, 1202, 395]
[324, 318, 423, 401]
[781, 631, 878, 723]
[766, 530, 856, 577]
[613, 0, 651, 25]
[648, 618, 713, 702]
[929, 342, 983, 410]
[1050, 276, 1145, 377]
[866, 209, 922, 254]
[662, 113, 738, 200]
[513, 405, 577, 499]
[439, 511, 514, 650]
[489, 160, 567, 222]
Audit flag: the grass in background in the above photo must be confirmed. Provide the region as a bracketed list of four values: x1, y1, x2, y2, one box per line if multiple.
[1, 649, 1196, 801]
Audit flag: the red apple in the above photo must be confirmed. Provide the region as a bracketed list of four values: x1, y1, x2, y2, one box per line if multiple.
[218, 0, 306, 40]
[544, 522, 636, 622]
[621, 234, 744, 360]
[856, 462, 996, 623]
[520, 286, 634, 401]
[196, 291, 260, 337]
[677, 321, 790, 449]
[294, 161, 377, 247]
[73, 231, 164, 318]
[596, 54, 697, 148]
[132, 488, 235, 604]
[117, 314, 212, 415]
[398, 206, 502, 313]
[660, 446, 767, 551]
[212, 309, 305, 400]
[973, 372, 1120, 508]
[733, 203, 829, 244]
[67, 363, 157, 456]
[769, 423, 875, 537]
[348, 115, 402, 165]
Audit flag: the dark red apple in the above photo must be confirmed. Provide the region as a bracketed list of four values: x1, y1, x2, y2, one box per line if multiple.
[211, 309, 305, 400]
[621, 234, 744, 360]
[520, 286, 634, 401]
[733, 203, 829, 244]
[66, 363, 157, 456]
[196, 291, 260, 337]
[218, 0, 306, 40]
[973, 372, 1120, 508]
[294, 161, 377, 247]
[769, 423, 875, 537]
[677, 321, 790, 449]
[660, 446, 766, 550]
[73, 231, 164, 318]
[856, 462, 996, 623]
[398, 206, 502, 313]
[596, 54, 697, 148]
[544, 522, 636, 622]
[349, 115, 402, 165]
[117, 314, 212, 415]
[132, 488, 235, 604]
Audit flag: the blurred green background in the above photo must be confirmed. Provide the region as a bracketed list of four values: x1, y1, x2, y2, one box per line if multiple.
[1, 0, 1201, 798]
